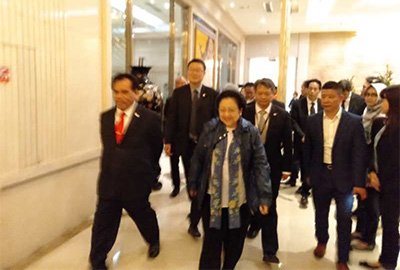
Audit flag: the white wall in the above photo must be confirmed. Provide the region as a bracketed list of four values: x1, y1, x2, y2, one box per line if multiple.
[0, 0, 105, 267]
[244, 33, 310, 91]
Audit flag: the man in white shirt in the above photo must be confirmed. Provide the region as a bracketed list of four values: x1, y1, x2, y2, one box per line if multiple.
[303, 81, 367, 270]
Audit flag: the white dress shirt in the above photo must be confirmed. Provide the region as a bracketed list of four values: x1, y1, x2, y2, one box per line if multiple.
[255, 103, 272, 132]
[115, 102, 137, 133]
[343, 92, 352, 111]
[323, 107, 342, 164]
[307, 97, 319, 115]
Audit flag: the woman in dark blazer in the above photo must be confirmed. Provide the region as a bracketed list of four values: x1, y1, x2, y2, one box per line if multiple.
[352, 83, 387, 250]
[360, 85, 400, 270]
[188, 90, 272, 270]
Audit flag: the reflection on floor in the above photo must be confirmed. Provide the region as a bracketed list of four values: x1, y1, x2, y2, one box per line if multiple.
[26, 155, 386, 270]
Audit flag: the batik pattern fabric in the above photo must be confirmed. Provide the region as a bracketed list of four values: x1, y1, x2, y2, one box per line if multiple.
[209, 131, 241, 229]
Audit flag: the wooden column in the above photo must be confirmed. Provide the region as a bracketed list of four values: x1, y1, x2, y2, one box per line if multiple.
[168, 0, 176, 96]
[277, 0, 291, 104]
[125, 0, 133, 72]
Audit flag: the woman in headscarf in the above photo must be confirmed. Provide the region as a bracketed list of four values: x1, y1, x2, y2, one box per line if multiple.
[352, 83, 387, 250]
[188, 90, 272, 270]
[360, 85, 400, 270]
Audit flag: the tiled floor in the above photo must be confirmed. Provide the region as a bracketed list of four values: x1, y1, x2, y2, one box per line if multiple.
[25, 155, 386, 270]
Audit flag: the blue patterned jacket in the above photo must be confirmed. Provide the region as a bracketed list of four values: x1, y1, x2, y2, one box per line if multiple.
[188, 117, 273, 213]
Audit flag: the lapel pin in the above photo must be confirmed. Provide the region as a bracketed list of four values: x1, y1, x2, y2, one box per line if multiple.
[202, 93, 206, 98]
[134, 112, 140, 118]
[273, 112, 277, 116]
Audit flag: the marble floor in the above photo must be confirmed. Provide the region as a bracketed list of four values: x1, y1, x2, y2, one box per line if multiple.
[25, 155, 387, 270]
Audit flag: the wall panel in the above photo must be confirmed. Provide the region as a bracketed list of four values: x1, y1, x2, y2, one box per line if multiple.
[0, 0, 66, 180]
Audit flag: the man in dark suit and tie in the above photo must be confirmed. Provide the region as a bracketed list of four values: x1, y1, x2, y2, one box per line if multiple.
[89, 73, 163, 269]
[243, 78, 292, 264]
[303, 81, 367, 270]
[164, 58, 218, 238]
[163, 76, 187, 198]
[289, 79, 323, 208]
[339, 79, 366, 116]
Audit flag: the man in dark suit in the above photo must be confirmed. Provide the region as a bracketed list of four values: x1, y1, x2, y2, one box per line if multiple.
[289, 79, 323, 208]
[243, 78, 292, 264]
[163, 76, 187, 198]
[89, 73, 163, 270]
[164, 58, 217, 238]
[339, 79, 366, 116]
[303, 81, 367, 270]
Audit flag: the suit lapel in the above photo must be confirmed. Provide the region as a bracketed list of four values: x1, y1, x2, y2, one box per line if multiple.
[123, 105, 142, 140]
[265, 105, 279, 142]
[300, 98, 308, 116]
[332, 111, 349, 150]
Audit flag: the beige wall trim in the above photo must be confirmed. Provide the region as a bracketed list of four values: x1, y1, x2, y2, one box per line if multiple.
[1, 149, 101, 192]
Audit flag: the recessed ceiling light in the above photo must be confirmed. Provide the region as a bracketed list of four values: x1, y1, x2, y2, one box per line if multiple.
[149, 0, 155, 4]
[163, 2, 170, 9]
[229, 1, 235, 8]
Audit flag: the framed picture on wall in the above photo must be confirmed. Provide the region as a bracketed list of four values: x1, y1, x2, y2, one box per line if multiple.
[193, 15, 217, 88]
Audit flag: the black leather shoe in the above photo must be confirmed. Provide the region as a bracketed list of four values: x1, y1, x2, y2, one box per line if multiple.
[170, 187, 180, 198]
[148, 243, 160, 258]
[152, 181, 162, 191]
[188, 225, 201, 238]
[246, 227, 260, 239]
[263, 254, 280, 264]
[90, 263, 107, 270]
[300, 196, 308, 208]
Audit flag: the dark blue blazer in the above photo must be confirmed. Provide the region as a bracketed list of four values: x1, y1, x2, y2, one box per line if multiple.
[243, 102, 292, 177]
[164, 84, 217, 153]
[98, 105, 163, 200]
[303, 110, 367, 192]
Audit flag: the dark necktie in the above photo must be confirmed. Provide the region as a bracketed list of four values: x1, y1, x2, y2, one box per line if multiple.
[310, 102, 316, 115]
[190, 89, 199, 139]
[342, 100, 345, 110]
[115, 112, 125, 144]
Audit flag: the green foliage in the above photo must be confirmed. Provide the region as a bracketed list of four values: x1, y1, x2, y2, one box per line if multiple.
[377, 65, 393, 86]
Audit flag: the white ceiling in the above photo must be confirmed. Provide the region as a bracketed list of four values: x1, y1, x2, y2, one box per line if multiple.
[214, 0, 400, 35]
[112, 0, 400, 37]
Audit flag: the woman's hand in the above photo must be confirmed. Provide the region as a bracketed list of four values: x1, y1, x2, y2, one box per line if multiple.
[259, 204, 269, 215]
[368, 171, 381, 191]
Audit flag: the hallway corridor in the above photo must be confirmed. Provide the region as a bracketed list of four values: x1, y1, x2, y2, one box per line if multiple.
[23, 155, 384, 270]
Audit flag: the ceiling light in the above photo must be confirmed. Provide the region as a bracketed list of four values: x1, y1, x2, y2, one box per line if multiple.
[134, 5, 165, 27]
[163, 2, 170, 9]
[149, 0, 155, 4]
[229, 1, 235, 8]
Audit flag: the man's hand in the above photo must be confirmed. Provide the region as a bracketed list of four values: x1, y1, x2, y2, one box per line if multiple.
[164, 144, 172, 156]
[189, 189, 197, 199]
[353, 187, 367, 200]
[368, 171, 381, 191]
[259, 204, 269, 215]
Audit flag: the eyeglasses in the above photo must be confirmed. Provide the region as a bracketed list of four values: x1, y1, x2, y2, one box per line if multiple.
[365, 93, 378, 97]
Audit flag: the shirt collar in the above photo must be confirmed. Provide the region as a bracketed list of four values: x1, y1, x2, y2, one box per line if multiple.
[346, 92, 352, 102]
[116, 101, 137, 119]
[323, 106, 342, 120]
[190, 84, 202, 93]
[307, 97, 317, 105]
[255, 102, 272, 115]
